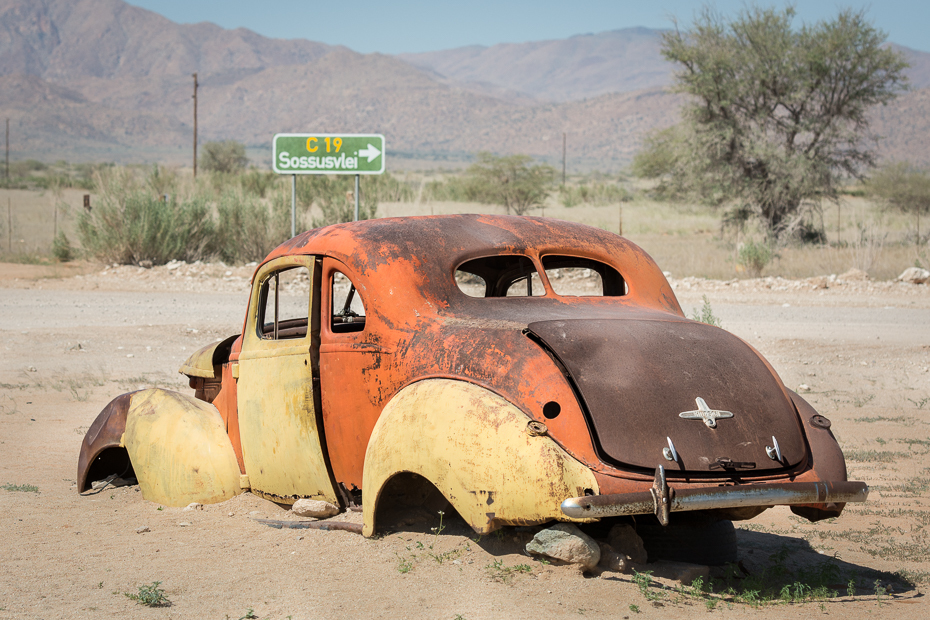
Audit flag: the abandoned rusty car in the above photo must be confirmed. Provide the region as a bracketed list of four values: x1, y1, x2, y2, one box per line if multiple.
[78, 214, 867, 542]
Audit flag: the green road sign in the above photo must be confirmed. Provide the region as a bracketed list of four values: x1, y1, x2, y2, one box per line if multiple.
[273, 133, 385, 175]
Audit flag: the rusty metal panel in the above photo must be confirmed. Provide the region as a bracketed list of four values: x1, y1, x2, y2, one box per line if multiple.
[362, 379, 599, 536]
[237, 256, 338, 505]
[122, 389, 243, 506]
[526, 318, 806, 473]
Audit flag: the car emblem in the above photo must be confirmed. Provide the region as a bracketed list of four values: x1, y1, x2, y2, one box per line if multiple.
[679, 397, 733, 428]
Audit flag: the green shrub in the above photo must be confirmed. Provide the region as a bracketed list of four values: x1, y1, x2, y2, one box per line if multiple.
[423, 176, 476, 202]
[125, 582, 170, 607]
[690, 295, 722, 327]
[737, 240, 775, 277]
[78, 193, 214, 265]
[52, 231, 73, 262]
[215, 190, 289, 263]
[297, 175, 377, 227]
[199, 140, 248, 174]
[240, 169, 279, 198]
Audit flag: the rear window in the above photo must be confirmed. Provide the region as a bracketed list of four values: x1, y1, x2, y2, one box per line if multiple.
[455, 255, 544, 298]
[541, 256, 627, 297]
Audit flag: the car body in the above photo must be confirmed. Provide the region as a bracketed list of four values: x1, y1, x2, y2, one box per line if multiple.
[78, 214, 867, 536]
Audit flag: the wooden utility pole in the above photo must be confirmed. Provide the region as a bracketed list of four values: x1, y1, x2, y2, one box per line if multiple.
[5, 118, 9, 180]
[561, 132, 566, 186]
[192, 73, 198, 178]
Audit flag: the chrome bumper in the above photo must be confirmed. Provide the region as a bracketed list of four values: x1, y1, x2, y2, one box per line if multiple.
[561, 466, 869, 525]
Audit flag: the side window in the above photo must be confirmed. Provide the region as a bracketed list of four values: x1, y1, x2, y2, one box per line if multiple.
[259, 266, 311, 339]
[455, 255, 545, 298]
[541, 256, 627, 297]
[331, 271, 366, 333]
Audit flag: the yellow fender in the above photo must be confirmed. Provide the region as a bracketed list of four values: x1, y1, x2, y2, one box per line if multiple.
[122, 389, 244, 507]
[362, 379, 598, 536]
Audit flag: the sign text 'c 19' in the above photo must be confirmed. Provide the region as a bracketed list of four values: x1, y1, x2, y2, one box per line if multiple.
[273, 133, 385, 175]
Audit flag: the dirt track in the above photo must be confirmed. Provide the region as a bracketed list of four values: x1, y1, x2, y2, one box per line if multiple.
[1, 262, 928, 619]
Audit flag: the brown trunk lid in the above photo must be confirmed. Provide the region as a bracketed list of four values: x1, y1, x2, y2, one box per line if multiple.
[527, 318, 806, 474]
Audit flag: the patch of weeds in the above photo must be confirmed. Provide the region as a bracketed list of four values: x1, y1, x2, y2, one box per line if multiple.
[124, 581, 170, 607]
[854, 415, 907, 424]
[430, 542, 468, 565]
[672, 546, 861, 608]
[632, 570, 663, 601]
[690, 294, 722, 327]
[891, 477, 930, 496]
[628, 603, 640, 613]
[907, 397, 930, 410]
[453, 615, 466, 620]
[897, 438, 930, 453]
[852, 394, 876, 408]
[237, 610, 259, 620]
[395, 553, 414, 574]
[485, 559, 532, 583]
[842, 449, 906, 463]
[2, 483, 39, 493]
[896, 569, 930, 585]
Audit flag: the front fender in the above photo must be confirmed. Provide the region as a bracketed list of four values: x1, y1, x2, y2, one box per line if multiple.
[78, 389, 244, 506]
[362, 379, 598, 537]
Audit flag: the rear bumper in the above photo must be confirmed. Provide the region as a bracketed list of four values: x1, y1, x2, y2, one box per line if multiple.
[561, 467, 868, 524]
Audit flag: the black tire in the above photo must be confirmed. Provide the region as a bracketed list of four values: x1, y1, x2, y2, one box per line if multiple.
[636, 516, 738, 566]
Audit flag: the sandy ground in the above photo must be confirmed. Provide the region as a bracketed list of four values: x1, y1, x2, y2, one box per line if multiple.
[1, 261, 929, 619]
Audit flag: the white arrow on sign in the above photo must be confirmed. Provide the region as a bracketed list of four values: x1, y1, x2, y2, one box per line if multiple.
[358, 143, 381, 163]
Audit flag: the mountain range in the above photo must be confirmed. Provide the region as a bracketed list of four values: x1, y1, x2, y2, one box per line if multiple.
[2, 0, 929, 169]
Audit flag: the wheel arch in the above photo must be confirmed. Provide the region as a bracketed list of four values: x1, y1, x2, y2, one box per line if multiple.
[361, 378, 598, 537]
[78, 389, 244, 506]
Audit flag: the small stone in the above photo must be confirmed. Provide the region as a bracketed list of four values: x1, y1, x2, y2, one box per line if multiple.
[291, 499, 339, 519]
[139, 260, 153, 269]
[596, 541, 630, 573]
[183, 502, 203, 511]
[177, 522, 191, 527]
[525, 523, 600, 571]
[607, 524, 648, 564]
[798, 384, 811, 393]
[135, 526, 150, 534]
[27, 366, 37, 372]
[898, 267, 930, 284]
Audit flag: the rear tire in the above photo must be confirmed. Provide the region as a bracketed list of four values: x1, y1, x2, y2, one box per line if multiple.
[636, 515, 738, 566]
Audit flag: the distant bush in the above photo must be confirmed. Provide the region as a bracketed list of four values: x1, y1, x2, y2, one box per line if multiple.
[466, 152, 555, 215]
[737, 240, 776, 277]
[296, 175, 378, 227]
[240, 169, 279, 198]
[78, 168, 214, 265]
[559, 182, 631, 207]
[78, 193, 214, 265]
[422, 176, 476, 202]
[199, 140, 248, 174]
[52, 231, 73, 262]
[215, 189, 289, 263]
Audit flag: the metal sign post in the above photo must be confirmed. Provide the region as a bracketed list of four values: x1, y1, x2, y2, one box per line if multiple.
[354, 174, 360, 222]
[273, 134, 385, 234]
[291, 174, 297, 238]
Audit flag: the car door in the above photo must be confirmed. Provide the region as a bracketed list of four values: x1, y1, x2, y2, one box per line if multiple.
[236, 255, 339, 505]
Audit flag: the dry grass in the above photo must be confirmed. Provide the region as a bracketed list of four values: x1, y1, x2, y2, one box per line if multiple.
[2, 178, 924, 280]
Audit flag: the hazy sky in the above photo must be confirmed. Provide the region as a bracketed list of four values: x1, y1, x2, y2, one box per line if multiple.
[123, 1, 930, 54]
